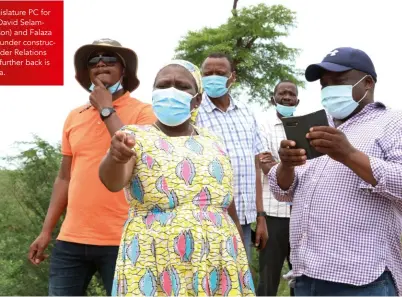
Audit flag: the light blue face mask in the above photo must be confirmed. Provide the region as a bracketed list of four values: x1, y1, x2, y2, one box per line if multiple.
[89, 80, 123, 94]
[202, 74, 232, 98]
[152, 87, 196, 127]
[275, 103, 296, 117]
[321, 75, 368, 120]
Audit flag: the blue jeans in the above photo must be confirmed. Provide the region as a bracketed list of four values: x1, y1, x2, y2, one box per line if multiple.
[241, 224, 252, 263]
[48, 240, 119, 296]
[295, 271, 397, 296]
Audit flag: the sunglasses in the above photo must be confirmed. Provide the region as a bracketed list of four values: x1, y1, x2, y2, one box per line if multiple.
[87, 53, 120, 67]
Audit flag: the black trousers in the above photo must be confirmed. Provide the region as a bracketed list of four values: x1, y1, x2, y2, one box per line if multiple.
[257, 216, 294, 296]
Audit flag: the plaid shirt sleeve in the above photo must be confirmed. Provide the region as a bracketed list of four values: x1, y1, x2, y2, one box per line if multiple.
[253, 112, 269, 156]
[267, 163, 299, 203]
[358, 117, 402, 203]
[264, 123, 276, 157]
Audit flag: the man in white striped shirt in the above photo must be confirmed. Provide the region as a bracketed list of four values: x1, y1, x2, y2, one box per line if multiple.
[257, 80, 299, 296]
[195, 53, 269, 262]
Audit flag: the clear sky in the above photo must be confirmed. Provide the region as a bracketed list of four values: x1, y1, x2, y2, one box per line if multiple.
[1, 0, 400, 162]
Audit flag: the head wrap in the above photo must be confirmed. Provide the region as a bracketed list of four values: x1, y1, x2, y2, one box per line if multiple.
[160, 59, 203, 124]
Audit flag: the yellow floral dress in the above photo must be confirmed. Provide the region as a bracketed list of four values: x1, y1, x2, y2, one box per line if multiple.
[112, 124, 255, 297]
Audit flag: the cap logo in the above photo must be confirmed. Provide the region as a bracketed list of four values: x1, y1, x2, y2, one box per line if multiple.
[328, 50, 339, 56]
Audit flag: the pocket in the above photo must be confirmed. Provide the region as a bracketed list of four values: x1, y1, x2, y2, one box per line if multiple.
[294, 276, 310, 296]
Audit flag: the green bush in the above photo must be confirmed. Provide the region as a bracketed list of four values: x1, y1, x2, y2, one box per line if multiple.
[0, 136, 105, 295]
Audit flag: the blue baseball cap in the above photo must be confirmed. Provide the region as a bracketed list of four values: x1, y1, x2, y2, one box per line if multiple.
[305, 47, 377, 82]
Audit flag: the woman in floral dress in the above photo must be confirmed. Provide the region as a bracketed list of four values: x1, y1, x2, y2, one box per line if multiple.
[99, 60, 255, 296]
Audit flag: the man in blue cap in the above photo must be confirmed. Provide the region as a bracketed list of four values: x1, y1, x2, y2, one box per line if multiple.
[267, 47, 402, 296]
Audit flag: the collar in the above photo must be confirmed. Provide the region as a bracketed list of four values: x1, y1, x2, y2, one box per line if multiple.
[274, 114, 283, 125]
[327, 101, 386, 125]
[202, 92, 238, 113]
[365, 101, 386, 109]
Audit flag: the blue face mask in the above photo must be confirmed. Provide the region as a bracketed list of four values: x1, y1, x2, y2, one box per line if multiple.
[89, 80, 123, 94]
[152, 87, 196, 127]
[321, 75, 368, 120]
[202, 75, 232, 98]
[275, 103, 296, 117]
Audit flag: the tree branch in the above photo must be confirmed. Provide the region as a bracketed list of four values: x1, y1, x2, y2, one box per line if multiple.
[232, 0, 241, 48]
[232, 0, 239, 16]
[245, 37, 257, 49]
[233, 0, 239, 10]
[233, 58, 240, 72]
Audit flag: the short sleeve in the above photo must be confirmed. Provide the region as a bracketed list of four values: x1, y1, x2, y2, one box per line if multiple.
[257, 115, 280, 162]
[61, 111, 74, 156]
[252, 112, 269, 155]
[134, 104, 156, 125]
[257, 114, 273, 152]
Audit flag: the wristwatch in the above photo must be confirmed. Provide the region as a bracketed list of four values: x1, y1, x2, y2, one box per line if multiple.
[257, 211, 267, 217]
[100, 107, 116, 121]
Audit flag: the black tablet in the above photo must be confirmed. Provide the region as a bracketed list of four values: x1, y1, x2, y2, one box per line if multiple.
[280, 109, 329, 160]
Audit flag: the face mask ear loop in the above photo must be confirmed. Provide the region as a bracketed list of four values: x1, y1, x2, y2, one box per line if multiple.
[352, 74, 368, 88]
[190, 92, 199, 112]
[110, 76, 124, 95]
[357, 90, 368, 104]
[352, 75, 369, 103]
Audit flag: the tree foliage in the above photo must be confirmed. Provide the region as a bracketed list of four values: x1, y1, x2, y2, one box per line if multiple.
[0, 135, 105, 295]
[174, 1, 304, 106]
[5, 136, 62, 226]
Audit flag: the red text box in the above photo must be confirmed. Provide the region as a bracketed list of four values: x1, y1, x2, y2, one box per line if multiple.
[0, 0, 63, 86]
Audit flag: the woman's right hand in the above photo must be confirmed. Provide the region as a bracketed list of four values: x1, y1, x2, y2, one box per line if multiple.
[109, 130, 136, 164]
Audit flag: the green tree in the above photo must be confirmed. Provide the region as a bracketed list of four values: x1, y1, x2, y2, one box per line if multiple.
[174, 0, 304, 106]
[0, 135, 105, 295]
[6, 136, 62, 225]
[0, 136, 61, 295]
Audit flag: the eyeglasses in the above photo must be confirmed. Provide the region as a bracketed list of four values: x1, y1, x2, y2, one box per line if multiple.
[87, 53, 119, 67]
